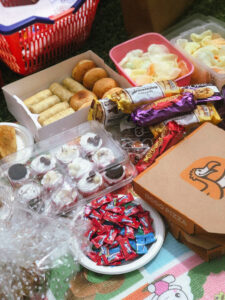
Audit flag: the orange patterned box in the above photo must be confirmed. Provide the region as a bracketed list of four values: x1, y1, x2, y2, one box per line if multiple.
[133, 122, 225, 235]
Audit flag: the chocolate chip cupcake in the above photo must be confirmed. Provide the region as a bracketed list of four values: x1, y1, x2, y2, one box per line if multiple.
[77, 171, 103, 197]
[7, 163, 30, 187]
[103, 164, 125, 185]
[30, 154, 56, 175]
[80, 132, 102, 154]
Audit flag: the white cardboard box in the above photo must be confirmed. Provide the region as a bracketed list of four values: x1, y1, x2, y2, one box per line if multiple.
[2, 50, 131, 141]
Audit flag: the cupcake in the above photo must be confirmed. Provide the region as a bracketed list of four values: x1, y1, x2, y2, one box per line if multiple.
[77, 171, 103, 197]
[68, 157, 94, 180]
[55, 144, 80, 165]
[80, 132, 102, 154]
[41, 170, 63, 191]
[51, 182, 78, 212]
[30, 154, 56, 175]
[17, 181, 42, 204]
[103, 165, 125, 185]
[7, 163, 30, 186]
[92, 147, 115, 169]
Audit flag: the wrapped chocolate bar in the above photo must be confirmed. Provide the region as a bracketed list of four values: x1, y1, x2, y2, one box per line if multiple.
[131, 92, 196, 126]
[88, 98, 125, 127]
[184, 83, 223, 104]
[136, 121, 185, 174]
[150, 103, 222, 138]
[107, 80, 181, 113]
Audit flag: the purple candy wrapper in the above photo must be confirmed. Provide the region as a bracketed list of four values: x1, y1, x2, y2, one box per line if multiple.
[184, 84, 223, 104]
[131, 92, 196, 126]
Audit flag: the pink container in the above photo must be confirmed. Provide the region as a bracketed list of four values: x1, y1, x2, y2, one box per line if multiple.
[109, 32, 194, 87]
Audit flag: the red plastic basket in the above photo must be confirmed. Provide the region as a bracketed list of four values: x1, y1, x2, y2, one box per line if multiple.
[0, 0, 100, 75]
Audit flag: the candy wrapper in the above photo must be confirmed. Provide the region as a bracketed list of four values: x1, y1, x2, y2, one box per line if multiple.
[136, 121, 185, 174]
[184, 83, 223, 104]
[107, 80, 181, 113]
[131, 92, 196, 126]
[150, 103, 222, 138]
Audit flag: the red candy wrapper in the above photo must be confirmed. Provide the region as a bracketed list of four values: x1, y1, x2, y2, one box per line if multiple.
[117, 236, 138, 261]
[136, 121, 185, 173]
[120, 215, 140, 229]
[104, 228, 118, 244]
[102, 251, 124, 265]
[138, 212, 154, 234]
[124, 205, 140, 217]
[91, 234, 107, 249]
[84, 205, 92, 217]
[90, 194, 112, 209]
[125, 225, 135, 239]
[114, 193, 134, 206]
[103, 203, 125, 215]
[89, 209, 103, 221]
[85, 227, 97, 241]
[87, 251, 101, 264]
[103, 211, 122, 223]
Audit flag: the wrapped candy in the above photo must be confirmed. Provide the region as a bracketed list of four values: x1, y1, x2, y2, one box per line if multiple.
[184, 83, 223, 104]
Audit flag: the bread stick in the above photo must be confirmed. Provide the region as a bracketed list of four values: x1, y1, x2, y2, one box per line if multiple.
[42, 108, 74, 126]
[30, 95, 60, 114]
[49, 82, 74, 102]
[24, 89, 52, 107]
[62, 77, 86, 93]
[38, 102, 69, 125]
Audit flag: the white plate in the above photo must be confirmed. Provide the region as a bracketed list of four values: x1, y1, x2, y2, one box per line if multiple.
[0, 122, 34, 163]
[77, 199, 165, 275]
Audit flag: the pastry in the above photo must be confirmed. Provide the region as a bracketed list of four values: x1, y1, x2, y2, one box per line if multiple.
[78, 100, 93, 110]
[68, 157, 94, 180]
[72, 59, 96, 82]
[30, 95, 60, 114]
[92, 147, 115, 168]
[0, 125, 17, 159]
[77, 171, 103, 197]
[80, 132, 102, 154]
[103, 164, 125, 185]
[83, 67, 108, 89]
[41, 170, 63, 190]
[23, 89, 52, 107]
[62, 77, 86, 93]
[92, 78, 118, 99]
[102, 87, 123, 98]
[70, 90, 97, 111]
[42, 108, 74, 126]
[38, 102, 69, 125]
[30, 154, 56, 175]
[8, 163, 30, 185]
[55, 144, 80, 164]
[49, 82, 74, 102]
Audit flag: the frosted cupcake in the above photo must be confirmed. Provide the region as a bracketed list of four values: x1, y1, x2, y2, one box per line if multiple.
[51, 182, 78, 212]
[68, 157, 94, 180]
[7, 163, 30, 187]
[92, 147, 115, 169]
[17, 181, 42, 204]
[41, 170, 63, 191]
[80, 132, 102, 154]
[30, 154, 56, 175]
[103, 165, 125, 185]
[77, 171, 103, 197]
[55, 144, 80, 165]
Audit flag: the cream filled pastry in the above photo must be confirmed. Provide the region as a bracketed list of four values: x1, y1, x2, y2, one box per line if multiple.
[41, 170, 63, 190]
[103, 164, 125, 185]
[77, 171, 103, 197]
[92, 147, 115, 168]
[17, 181, 42, 203]
[68, 157, 94, 180]
[52, 182, 78, 211]
[80, 132, 102, 154]
[31, 154, 56, 175]
[55, 144, 80, 164]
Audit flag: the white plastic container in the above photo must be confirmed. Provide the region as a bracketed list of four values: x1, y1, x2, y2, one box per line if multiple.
[166, 14, 225, 89]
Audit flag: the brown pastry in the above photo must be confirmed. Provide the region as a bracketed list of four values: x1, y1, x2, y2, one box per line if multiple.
[0, 125, 17, 159]
[78, 100, 93, 110]
[102, 87, 123, 98]
[83, 67, 108, 89]
[70, 90, 97, 111]
[72, 59, 96, 82]
[92, 78, 119, 99]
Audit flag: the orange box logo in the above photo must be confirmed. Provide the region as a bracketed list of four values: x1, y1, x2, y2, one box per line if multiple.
[180, 156, 225, 200]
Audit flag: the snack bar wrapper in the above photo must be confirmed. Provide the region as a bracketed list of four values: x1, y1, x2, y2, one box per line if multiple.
[136, 121, 185, 174]
[184, 83, 223, 104]
[107, 80, 181, 113]
[88, 98, 125, 127]
[131, 92, 196, 126]
[150, 103, 222, 138]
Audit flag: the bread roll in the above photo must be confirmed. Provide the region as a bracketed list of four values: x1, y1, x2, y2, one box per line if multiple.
[49, 82, 73, 102]
[102, 87, 123, 98]
[83, 67, 108, 89]
[62, 77, 86, 93]
[70, 90, 97, 111]
[38, 102, 69, 125]
[72, 59, 96, 82]
[93, 78, 119, 99]
[24, 89, 52, 107]
[30, 95, 60, 114]
[78, 100, 93, 110]
[42, 108, 74, 126]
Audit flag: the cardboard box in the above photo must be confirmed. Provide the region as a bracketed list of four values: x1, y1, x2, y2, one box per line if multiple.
[2, 51, 131, 141]
[133, 123, 225, 235]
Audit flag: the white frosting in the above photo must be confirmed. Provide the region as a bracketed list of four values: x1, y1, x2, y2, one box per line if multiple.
[68, 157, 93, 179]
[55, 145, 79, 164]
[80, 132, 102, 153]
[92, 147, 115, 168]
[53, 185, 78, 206]
[17, 182, 41, 202]
[41, 170, 63, 189]
[77, 172, 103, 195]
[31, 154, 56, 174]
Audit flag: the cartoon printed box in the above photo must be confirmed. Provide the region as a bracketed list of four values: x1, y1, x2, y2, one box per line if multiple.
[133, 122, 225, 235]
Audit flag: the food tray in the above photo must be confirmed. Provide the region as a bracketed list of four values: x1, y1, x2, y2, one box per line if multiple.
[109, 32, 194, 87]
[0, 121, 136, 216]
[167, 14, 225, 89]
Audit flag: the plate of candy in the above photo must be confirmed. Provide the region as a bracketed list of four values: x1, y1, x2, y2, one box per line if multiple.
[75, 191, 165, 275]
